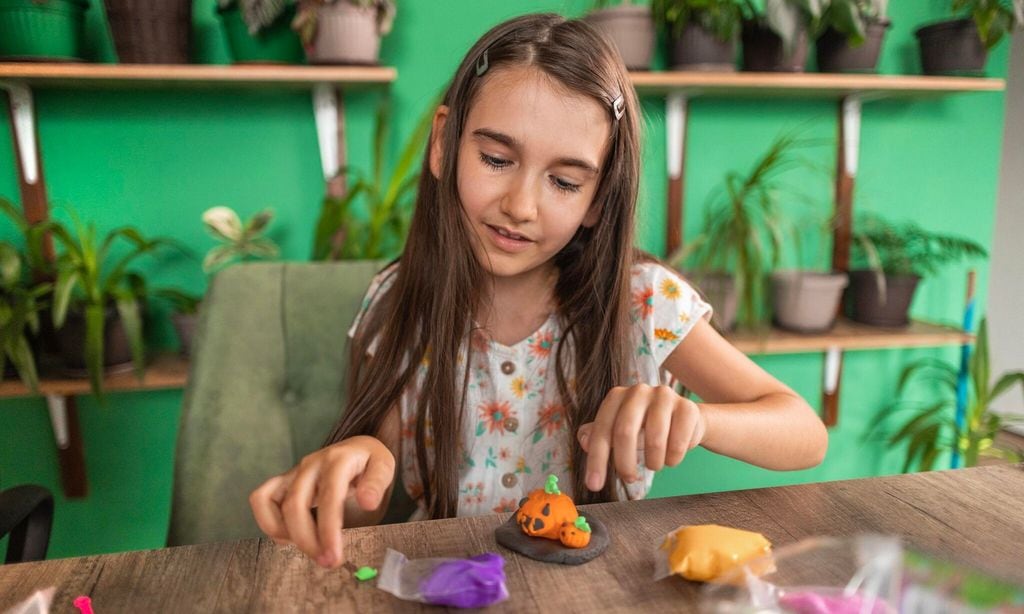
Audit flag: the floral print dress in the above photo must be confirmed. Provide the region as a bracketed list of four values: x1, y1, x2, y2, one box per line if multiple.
[347, 261, 712, 520]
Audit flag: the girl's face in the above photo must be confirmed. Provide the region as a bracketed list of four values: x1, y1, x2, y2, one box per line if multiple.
[430, 65, 611, 284]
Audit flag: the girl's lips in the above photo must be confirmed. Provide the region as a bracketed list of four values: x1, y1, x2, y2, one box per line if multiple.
[485, 224, 533, 253]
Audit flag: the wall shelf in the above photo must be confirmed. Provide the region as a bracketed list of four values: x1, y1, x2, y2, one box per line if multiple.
[727, 319, 971, 355]
[630, 70, 1005, 98]
[0, 353, 189, 400]
[0, 63, 396, 89]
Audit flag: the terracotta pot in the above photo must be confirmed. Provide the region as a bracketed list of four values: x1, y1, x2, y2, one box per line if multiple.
[847, 270, 920, 327]
[668, 22, 736, 71]
[585, 5, 655, 71]
[816, 18, 890, 73]
[771, 270, 848, 333]
[916, 19, 988, 76]
[305, 2, 383, 65]
[741, 20, 808, 72]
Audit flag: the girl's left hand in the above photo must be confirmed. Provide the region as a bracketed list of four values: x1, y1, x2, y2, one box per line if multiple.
[577, 384, 706, 492]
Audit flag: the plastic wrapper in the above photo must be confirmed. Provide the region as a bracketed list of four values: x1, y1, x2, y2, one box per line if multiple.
[376, 548, 509, 608]
[700, 534, 1024, 613]
[654, 524, 774, 582]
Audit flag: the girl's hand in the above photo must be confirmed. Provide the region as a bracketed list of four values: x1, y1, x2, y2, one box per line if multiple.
[248, 435, 396, 568]
[577, 384, 705, 492]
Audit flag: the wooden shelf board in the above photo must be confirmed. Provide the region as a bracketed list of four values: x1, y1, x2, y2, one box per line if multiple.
[0, 63, 396, 89]
[0, 352, 189, 399]
[630, 71, 1005, 98]
[727, 318, 973, 355]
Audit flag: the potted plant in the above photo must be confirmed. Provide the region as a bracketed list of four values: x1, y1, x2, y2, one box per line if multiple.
[848, 213, 987, 327]
[876, 317, 1024, 472]
[156, 289, 201, 357]
[916, 0, 1024, 76]
[312, 98, 431, 260]
[41, 213, 178, 398]
[104, 0, 191, 64]
[668, 131, 818, 330]
[217, 0, 304, 63]
[585, 0, 656, 71]
[770, 215, 848, 334]
[0, 0, 90, 61]
[652, 0, 743, 71]
[816, 0, 890, 73]
[0, 240, 51, 392]
[202, 206, 280, 272]
[291, 0, 395, 65]
[740, 0, 825, 72]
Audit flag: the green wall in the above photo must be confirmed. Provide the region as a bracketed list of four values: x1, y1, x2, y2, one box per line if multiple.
[0, 0, 1010, 559]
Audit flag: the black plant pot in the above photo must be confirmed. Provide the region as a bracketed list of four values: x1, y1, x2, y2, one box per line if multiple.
[847, 270, 921, 327]
[669, 22, 736, 71]
[57, 306, 136, 375]
[741, 21, 808, 72]
[916, 19, 988, 76]
[816, 19, 891, 73]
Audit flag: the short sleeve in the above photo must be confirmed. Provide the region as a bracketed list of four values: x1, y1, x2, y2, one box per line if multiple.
[346, 264, 399, 356]
[630, 262, 713, 368]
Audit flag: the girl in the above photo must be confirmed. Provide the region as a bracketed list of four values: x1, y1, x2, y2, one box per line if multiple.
[250, 13, 828, 569]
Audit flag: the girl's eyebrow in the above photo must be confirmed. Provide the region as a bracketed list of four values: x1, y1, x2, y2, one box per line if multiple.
[472, 127, 599, 175]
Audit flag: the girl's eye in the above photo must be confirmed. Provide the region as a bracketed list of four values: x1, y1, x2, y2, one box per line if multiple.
[479, 152, 511, 170]
[551, 176, 581, 194]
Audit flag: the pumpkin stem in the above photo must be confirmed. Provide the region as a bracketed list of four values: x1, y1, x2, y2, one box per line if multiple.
[544, 474, 560, 495]
[574, 515, 591, 533]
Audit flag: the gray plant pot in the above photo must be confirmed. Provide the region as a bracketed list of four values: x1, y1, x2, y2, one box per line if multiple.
[916, 19, 988, 76]
[771, 270, 848, 333]
[306, 2, 381, 65]
[686, 271, 738, 332]
[171, 311, 198, 357]
[669, 22, 736, 71]
[585, 5, 655, 71]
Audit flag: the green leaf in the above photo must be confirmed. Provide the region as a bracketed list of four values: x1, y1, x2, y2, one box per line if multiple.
[203, 244, 237, 273]
[85, 303, 106, 400]
[971, 318, 991, 406]
[114, 293, 145, 380]
[888, 401, 948, 447]
[0, 242, 21, 288]
[52, 268, 81, 328]
[991, 371, 1024, 404]
[897, 358, 958, 394]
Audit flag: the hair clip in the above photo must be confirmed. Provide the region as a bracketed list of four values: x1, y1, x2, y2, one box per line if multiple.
[612, 94, 625, 121]
[476, 49, 489, 77]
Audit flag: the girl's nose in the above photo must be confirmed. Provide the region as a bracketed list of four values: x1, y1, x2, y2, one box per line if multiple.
[500, 177, 539, 223]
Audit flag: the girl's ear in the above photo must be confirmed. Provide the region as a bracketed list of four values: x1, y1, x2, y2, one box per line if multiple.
[582, 202, 601, 228]
[428, 105, 450, 180]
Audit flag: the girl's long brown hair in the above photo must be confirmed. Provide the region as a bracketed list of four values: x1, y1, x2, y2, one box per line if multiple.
[325, 13, 642, 519]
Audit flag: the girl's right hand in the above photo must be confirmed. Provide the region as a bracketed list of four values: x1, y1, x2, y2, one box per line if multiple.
[248, 435, 396, 569]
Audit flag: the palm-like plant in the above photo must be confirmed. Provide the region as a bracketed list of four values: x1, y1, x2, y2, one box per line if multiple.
[0, 240, 50, 392]
[880, 317, 1024, 472]
[668, 131, 823, 328]
[312, 97, 433, 261]
[44, 214, 178, 398]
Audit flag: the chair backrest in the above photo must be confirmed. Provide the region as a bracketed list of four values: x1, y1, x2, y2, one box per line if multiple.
[167, 260, 411, 546]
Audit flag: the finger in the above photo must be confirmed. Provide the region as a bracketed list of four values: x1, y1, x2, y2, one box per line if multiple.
[643, 391, 676, 471]
[585, 387, 629, 491]
[612, 390, 649, 484]
[315, 452, 361, 569]
[355, 445, 396, 512]
[577, 423, 594, 453]
[666, 400, 699, 467]
[249, 475, 291, 542]
[280, 459, 323, 564]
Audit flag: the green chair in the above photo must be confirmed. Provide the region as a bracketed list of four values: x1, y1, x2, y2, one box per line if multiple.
[167, 261, 412, 547]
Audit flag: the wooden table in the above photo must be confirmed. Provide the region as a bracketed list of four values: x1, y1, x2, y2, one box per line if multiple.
[3, 465, 1023, 612]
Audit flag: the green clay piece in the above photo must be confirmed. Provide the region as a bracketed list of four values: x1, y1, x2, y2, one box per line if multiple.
[574, 516, 591, 533]
[544, 474, 560, 495]
[354, 566, 378, 581]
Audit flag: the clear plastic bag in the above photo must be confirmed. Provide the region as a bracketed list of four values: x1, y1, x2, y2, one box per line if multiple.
[700, 534, 1024, 613]
[376, 548, 509, 609]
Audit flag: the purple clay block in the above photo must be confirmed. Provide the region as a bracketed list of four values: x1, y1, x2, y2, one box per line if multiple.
[418, 552, 509, 608]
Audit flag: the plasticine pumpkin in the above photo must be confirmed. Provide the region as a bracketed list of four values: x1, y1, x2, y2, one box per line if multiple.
[515, 475, 592, 549]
